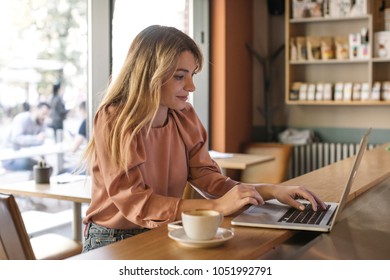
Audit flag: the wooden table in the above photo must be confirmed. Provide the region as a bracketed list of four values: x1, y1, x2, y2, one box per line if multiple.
[212, 153, 274, 170]
[68, 143, 390, 259]
[0, 175, 91, 242]
[211, 153, 274, 174]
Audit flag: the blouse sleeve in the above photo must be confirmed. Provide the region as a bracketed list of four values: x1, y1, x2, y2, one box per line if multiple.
[172, 104, 239, 197]
[92, 106, 181, 229]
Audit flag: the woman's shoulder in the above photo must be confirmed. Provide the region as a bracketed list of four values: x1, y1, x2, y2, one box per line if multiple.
[172, 102, 198, 122]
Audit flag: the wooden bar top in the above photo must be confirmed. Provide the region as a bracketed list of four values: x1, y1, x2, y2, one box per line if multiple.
[69, 143, 390, 260]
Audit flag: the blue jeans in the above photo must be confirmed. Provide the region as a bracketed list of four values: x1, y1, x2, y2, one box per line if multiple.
[82, 222, 150, 253]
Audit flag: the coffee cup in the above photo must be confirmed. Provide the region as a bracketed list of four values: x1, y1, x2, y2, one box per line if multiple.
[181, 209, 223, 240]
[33, 160, 53, 184]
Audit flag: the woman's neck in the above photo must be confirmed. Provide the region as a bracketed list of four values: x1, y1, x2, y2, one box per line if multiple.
[152, 106, 169, 128]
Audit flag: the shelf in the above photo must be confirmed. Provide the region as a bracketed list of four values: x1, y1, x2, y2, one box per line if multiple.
[290, 59, 369, 65]
[286, 100, 390, 106]
[285, 0, 389, 107]
[372, 58, 390, 63]
[290, 15, 370, 24]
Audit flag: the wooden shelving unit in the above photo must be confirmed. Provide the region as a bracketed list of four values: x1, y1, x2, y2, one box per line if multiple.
[285, 0, 390, 106]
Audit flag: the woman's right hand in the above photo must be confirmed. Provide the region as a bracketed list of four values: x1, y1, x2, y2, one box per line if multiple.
[212, 184, 264, 216]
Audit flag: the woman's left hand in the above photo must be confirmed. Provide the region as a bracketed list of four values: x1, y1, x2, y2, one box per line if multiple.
[270, 185, 327, 211]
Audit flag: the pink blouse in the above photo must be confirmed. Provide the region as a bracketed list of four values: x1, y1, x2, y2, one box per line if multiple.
[83, 103, 239, 229]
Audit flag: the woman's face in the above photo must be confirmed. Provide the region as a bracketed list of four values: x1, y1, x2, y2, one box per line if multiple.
[159, 51, 197, 111]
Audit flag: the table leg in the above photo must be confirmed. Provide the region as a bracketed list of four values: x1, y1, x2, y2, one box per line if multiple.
[72, 202, 82, 242]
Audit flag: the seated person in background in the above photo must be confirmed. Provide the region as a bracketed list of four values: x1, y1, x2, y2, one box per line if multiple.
[70, 101, 87, 153]
[60, 101, 87, 174]
[2, 102, 51, 171]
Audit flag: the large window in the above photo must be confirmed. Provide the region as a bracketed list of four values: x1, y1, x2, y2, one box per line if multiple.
[0, 0, 88, 141]
[110, 0, 209, 131]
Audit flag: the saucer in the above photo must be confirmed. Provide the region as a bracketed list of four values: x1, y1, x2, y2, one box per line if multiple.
[168, 227, 234, 248]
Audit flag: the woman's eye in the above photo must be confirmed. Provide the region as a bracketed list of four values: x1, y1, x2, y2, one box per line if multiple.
[174, 75, 184, 80]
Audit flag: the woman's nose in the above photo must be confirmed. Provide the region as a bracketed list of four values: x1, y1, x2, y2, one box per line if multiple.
[185, 77, 196, 92]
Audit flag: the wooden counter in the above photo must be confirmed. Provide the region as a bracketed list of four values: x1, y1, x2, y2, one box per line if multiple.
[68, 143, 390, 260]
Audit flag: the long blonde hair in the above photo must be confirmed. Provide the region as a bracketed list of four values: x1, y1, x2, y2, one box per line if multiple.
[82, 25, 203, 175]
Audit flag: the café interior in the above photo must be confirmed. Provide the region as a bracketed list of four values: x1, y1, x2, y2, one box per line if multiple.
[0, 0, 390, 261]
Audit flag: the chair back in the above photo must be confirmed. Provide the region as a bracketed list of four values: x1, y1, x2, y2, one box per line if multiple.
[0, 193, 35, 260]
[240, 142, 293, 184]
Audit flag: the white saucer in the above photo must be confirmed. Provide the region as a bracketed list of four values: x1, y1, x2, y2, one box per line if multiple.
[168, 227, 234, 248]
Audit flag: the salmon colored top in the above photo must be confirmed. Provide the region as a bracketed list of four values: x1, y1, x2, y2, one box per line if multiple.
[84, 103, 239, 229]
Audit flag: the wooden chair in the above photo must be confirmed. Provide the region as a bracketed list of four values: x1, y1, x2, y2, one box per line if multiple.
[0, 193, 82, 260]
[240, 142, 293, 184]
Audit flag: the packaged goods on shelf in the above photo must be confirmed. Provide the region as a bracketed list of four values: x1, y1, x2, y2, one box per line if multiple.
[307, 83, 316, 100]
[326, 0, 367, 18]
[323, 83, 333, 100]
[334, 36, 349, 59]
[361, 83, 370, 100]
[292, 0, 323, 19]
[343, 82, 353, 100]
[315, 83, 324, 100]
[297, 37, 307, 60]
[307, 37, 322, 60]
[290, 82, 302, 100]
[349, 29, 370, 60]
[334, 82, 344, 100]
[299, 83, 308, 100]
[382, 81, 390, 100]
[320, 37, 335, 60]
[290, 38, 298, 61]
[374, 31, 390, 58]
[371, 82, 381, 100]
[352, 83, 362, 100]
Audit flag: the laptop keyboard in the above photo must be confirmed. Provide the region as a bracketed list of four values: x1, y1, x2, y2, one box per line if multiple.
[278, 203, 331, 225]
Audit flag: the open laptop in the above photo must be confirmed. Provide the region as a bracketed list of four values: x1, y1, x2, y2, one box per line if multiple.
[231, 128, 371, 232]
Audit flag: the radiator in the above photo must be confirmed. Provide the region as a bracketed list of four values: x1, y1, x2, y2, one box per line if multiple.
[289, 142, 375, 178]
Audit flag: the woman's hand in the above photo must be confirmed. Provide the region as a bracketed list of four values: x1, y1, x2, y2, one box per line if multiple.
[265, 184, 328, 211]
[212, 184, 265, 216]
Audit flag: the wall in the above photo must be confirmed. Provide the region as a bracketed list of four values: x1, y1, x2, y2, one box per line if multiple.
[210, 0, 253, 152]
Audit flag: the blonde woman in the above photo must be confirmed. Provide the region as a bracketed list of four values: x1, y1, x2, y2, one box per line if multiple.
[81, 25, 326, 252]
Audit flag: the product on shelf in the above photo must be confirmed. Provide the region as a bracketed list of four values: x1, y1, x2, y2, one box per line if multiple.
[323, 83, 333, 100]
[316, 83, 324, 100]
[374, 31, 390, 58]
[307, 36, 321, 60]
[299, 83, 308, 100]
[320, 37, 335, 60]
[334, 36, 349, 59]
[297, 37, 307, 60]
[352, 83, 362, 100]
[371, 81, 381, 100]
[382, 81, 390, 100]
[290, 82, 302, 100]
[292, 0, 323, 19]
[334, 82, 344, 100]
[343, 82, 353, 100]
[307, 83, 316, 100]
[361, 82, 370, 100]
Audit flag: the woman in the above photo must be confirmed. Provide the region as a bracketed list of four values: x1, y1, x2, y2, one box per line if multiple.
[81, 25, 326, 252]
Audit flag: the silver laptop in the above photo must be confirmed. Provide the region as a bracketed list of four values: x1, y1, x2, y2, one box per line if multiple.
[231, 128, 371, 232]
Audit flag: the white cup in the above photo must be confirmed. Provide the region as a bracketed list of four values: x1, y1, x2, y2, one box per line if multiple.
[181, 209, 223, 241]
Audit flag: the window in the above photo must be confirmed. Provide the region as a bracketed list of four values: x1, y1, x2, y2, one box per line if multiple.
[0, 0, 88, 141]
[109, 0, 209, 131]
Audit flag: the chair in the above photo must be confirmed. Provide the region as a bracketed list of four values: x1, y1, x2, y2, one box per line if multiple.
[0, 193, 82, 260]
[240, 142, 293, 184]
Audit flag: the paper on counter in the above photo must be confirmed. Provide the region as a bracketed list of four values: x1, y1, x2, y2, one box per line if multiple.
[208, 150, 233, 159]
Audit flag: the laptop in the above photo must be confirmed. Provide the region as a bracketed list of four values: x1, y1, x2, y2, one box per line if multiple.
[231, 128, 371, 232]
